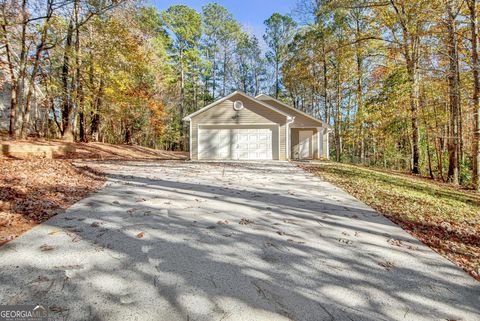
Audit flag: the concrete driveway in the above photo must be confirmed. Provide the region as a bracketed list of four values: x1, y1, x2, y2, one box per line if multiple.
[0, 161, 478, 321]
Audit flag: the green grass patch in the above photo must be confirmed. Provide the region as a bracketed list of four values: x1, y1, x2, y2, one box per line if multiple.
[301, 162, 480, 281]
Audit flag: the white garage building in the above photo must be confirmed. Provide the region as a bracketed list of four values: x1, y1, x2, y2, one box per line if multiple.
[183, 91, 330, 161]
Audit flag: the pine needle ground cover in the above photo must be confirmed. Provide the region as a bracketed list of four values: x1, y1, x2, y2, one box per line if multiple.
[300, 162, 480, 281]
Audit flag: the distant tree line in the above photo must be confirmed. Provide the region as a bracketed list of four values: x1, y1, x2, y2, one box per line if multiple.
[0, 1, 291, 149]
[281, 0, 479, 190]
[2, 0, 479, 189]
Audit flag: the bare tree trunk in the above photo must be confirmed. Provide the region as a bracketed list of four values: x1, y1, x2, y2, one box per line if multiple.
[223, 48, 227, 97]
[436, 137, 445, 181]
[91, 80, 104, 142]
[254, 61, 260, 96]
[15, 0, 28, 138]
[1, 24, 18, 138]
[124, 122, 131, 144]
[424, 118, 434, 179]
[468, 0, 480, 190]
[203, 49, 210, 106]
[334, 64, 342, 162]
[79, 109, 86, 142]
[49, 97, 61, 134]
[390, 0, 421, 174]
[432, 102, 445, 181]
[74, 0, 85, 142]
[193, 69, 198, 110]
[346, 93, 352, 161]
[406, 58, 421, 174]
[321, 42, 329, 124]
[179, 47, 187, 150]
[20, 0, 53, 138]
[61, 13, 74, 141]
[354, 16, 365, 164]
[204, 73, 209, 107]
[356, 51, 365, 163]
[179, 48, 184, 117]
[212, 51, 216, 100]
[446, 0, 460, 184]
[457, 65, 464, 165]
[275, 57, 279, 99]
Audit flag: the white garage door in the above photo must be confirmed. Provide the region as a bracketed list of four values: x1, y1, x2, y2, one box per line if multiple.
[199, 128, 273, 160]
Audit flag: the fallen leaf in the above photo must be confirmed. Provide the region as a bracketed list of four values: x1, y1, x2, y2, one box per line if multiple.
[40, 244, 54, 251]
[378, 261, 395, 271]
[239, 218, 254, 225]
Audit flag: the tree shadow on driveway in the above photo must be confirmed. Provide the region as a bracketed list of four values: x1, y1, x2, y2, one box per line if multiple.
[0, 161, 479, 321]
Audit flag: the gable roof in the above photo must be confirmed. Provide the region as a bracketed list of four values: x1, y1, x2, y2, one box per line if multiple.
[255, 94, 330, 128]
[182, 91, 293, 121]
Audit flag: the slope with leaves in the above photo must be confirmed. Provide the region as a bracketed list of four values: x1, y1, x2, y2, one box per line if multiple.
[301, 162, 480, 281]
[0, 159, 105, 245]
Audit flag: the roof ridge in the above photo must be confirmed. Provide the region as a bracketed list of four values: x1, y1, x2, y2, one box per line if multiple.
[183, 90, 292, 121]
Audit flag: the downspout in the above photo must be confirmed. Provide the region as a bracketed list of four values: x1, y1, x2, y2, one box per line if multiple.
[183, 117, 192, 160]
[286, 116, 295, 160]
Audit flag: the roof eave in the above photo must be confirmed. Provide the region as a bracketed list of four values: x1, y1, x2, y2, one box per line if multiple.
[183, 90, 292, 121]
[255, 94, 329, 128]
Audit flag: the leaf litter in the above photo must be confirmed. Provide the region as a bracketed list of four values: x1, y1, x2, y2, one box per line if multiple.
[0, 159, 105, 246]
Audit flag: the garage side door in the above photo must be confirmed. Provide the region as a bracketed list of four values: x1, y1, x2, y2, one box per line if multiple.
[198, 127, 273, 160]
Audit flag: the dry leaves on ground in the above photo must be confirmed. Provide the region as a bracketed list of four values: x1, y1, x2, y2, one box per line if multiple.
[239, 218, 254, 225]
[0, 159, 105, 245]
[0, 139, 187, 160]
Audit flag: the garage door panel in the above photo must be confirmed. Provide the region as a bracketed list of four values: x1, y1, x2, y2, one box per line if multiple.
[236, 128, 272, 160]
[217, 133, 230, 158]
[218, 133, 230, 144]
[236, 142, 247, 149]
[258, 143, 268, 149]
[198, 130, 218, 159]
[237, 151, 249, 159]
[257, 151, 268, 159]
[199, 127, 273, 160]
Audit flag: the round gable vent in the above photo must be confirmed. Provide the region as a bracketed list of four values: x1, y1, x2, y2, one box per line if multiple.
[233, 100, 244, 111]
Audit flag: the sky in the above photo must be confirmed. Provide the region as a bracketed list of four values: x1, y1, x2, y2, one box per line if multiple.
[150, 0, 298, 43]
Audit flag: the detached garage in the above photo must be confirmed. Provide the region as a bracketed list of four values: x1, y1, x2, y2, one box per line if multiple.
[183, 91, 330, 161]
